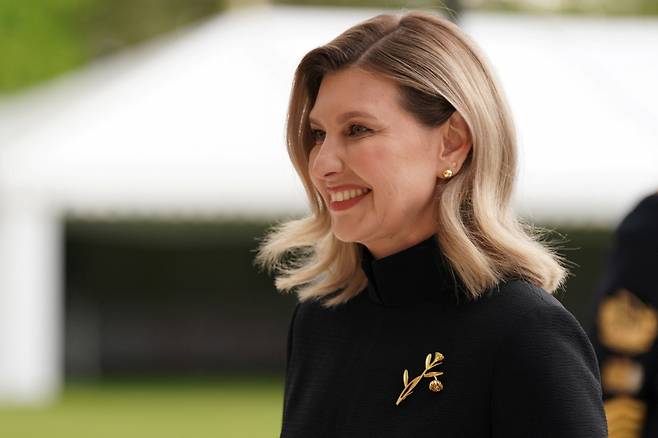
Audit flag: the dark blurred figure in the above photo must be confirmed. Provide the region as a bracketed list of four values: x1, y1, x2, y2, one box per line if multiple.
[587, 191, 658, 438]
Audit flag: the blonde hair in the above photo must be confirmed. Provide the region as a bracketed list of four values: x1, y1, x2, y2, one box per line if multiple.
[254, 10, 567, 308]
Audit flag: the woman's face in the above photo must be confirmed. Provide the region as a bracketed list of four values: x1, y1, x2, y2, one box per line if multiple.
[308, 67, 449, 258]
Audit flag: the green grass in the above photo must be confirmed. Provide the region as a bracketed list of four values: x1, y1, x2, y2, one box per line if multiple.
[0, 375, 284, 438]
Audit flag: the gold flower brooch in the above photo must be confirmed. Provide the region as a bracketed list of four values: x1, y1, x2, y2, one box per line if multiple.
[396, 352, 445, 406]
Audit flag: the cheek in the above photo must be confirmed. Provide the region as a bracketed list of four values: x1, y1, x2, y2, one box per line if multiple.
[359, 167, 401, 210]
[371, 163, 436, 209]
[357, 146, 429, 192]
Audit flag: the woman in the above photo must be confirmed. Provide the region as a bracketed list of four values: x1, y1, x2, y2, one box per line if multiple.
[255, 10, 608, 437]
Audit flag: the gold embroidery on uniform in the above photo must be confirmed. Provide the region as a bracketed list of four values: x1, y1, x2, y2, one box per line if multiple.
[601, 356, 644, 395]
[396, 352, 444, 406]
[598, 288, 658, 354]
[604, 396, 647, 438]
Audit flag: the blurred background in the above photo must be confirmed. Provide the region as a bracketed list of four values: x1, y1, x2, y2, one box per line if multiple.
[0, 0, 656, 436]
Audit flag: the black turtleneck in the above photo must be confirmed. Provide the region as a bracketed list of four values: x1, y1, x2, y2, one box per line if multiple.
[280, 235, 608, 437]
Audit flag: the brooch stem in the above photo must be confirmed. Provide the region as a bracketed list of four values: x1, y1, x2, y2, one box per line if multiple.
[395, 352, 445, 406]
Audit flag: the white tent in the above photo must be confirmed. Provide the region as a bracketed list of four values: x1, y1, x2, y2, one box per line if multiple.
[0, 4, 656, 404]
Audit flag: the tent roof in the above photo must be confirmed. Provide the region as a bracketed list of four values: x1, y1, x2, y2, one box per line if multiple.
[0, 5, 656, 225]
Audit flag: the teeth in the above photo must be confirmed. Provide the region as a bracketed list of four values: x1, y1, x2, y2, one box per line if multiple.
[331, 188, 370, 202]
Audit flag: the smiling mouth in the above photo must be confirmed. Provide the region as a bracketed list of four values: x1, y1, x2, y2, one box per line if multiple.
[329, 188, 372, 203]
[328, 188, 372, 212]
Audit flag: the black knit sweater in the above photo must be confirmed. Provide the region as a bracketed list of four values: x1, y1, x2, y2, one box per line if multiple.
[280, 234, 608, 437]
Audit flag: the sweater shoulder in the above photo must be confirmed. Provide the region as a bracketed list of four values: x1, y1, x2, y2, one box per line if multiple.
[476, 278, 569, 323]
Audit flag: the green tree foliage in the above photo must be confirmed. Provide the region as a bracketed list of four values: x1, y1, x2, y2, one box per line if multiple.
[0, 0, 92, 94]
[0, 0, 226, 96]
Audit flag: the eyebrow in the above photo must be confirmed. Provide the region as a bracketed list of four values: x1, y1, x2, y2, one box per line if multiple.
[308, 110, 378, 126]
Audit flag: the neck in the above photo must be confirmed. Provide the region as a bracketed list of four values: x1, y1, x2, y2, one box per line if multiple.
[361, 230, 439, 260]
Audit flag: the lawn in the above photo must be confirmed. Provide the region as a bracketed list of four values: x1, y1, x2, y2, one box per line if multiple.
[0, 375, 284, 438]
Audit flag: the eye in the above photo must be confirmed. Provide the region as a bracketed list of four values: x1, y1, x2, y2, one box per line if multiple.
[311, 129, 325, 145]
[347, 124, 371, 137]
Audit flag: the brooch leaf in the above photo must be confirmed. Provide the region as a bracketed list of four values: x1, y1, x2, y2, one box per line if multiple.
[396, 351, 445, 406]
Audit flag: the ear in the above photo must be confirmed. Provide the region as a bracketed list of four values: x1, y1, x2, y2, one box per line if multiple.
[436, 111, 472, 177]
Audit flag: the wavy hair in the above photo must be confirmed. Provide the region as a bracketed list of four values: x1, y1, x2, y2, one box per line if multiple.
[254, 10, 567, 307]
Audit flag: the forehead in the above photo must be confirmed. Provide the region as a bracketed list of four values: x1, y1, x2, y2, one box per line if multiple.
[309, 67, 401, 121]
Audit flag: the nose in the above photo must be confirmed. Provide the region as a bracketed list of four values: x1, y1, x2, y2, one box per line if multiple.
[309, 136, 344, 180]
